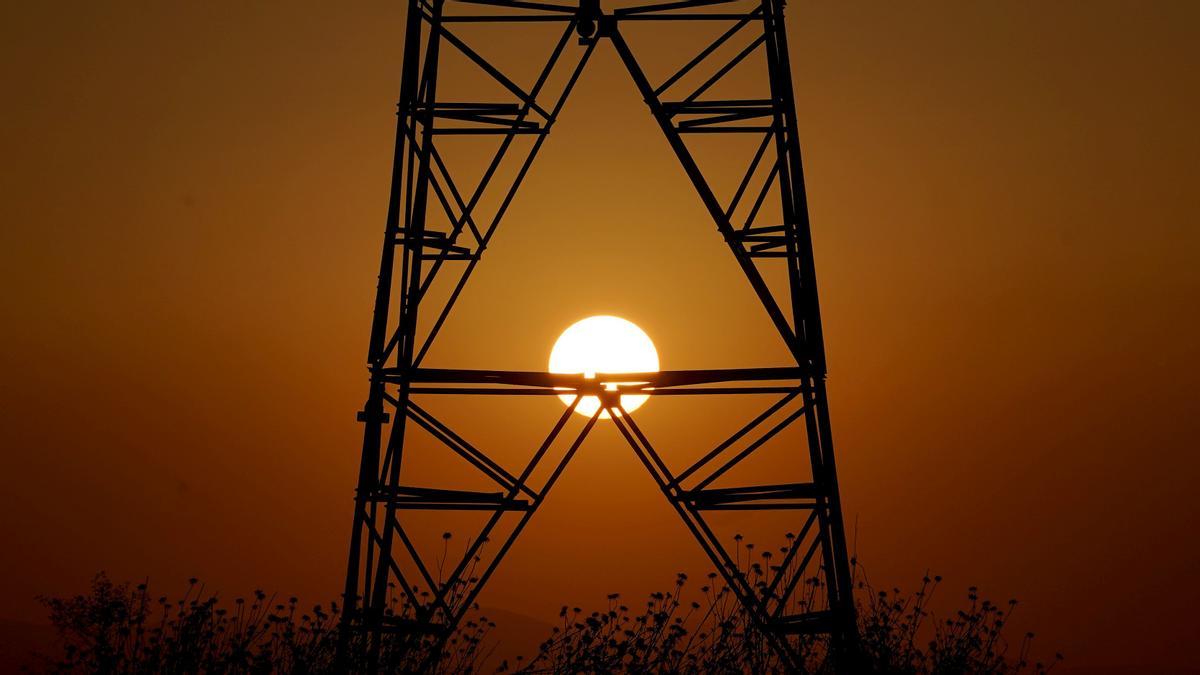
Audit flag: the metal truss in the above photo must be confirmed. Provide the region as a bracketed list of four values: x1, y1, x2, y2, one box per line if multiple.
[341, 0, 858, 668]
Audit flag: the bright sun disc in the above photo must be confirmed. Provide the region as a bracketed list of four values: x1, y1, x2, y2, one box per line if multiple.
[549, 315, 659, 419]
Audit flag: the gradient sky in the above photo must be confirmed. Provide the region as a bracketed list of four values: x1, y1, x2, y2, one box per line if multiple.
[1, 1, 1198, 670]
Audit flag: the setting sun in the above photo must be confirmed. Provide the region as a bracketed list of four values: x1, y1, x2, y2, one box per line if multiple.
[548, 315, 659, 418]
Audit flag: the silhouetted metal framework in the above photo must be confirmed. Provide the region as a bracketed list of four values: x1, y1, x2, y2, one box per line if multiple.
[341, 0, 858, 668]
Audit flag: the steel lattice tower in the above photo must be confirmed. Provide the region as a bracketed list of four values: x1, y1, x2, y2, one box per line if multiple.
[341, 0, 858, 668]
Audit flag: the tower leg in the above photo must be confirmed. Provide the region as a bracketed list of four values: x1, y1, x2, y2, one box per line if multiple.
[606, 0, 859, 660]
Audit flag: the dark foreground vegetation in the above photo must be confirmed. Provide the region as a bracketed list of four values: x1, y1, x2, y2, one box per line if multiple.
[35, 556, 1060, 674]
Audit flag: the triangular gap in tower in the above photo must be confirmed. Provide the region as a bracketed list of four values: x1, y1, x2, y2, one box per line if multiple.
[404, 130, 540, 359]
[414, 120, 510, 206]
[690, 508, 832, 616]
[619, 12, 775, 204]
[685, 397, 813, 491]
[383, 126, 556, 363]
[413, 21, 589, 230]
[398, 391, 598, 499]
[386, 27, 593, 366]
[393, 394, 520, 495]
[413, 41, 792, 373]
[617, 3, 769, 106]
[669, 127, 798, 344]
[381, 401, 600, 620]
[380, 506, 534, 622]
[615, 17, 798, 342]
[406, 21, 548, 205]
[616, 389, 813, 492]
[431, 20, 577, 109]
[613, 17, 738, 91]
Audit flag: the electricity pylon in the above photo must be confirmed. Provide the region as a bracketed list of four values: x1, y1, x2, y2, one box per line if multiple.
[341, 0, 858, 668]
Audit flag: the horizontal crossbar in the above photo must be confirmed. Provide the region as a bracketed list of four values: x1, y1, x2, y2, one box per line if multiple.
[380, 366, 810, 390]
[769, 610, 836, 635]
[363, 486, 532, 511]
[405, 386, 801, 396]
[678, 482, 824, 507]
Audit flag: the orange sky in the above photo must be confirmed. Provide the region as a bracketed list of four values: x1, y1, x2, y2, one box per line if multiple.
[1, 1, 1198, 670]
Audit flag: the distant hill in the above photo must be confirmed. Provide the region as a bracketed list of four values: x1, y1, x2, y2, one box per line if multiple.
[1056, 662, 1195, 667]
[0, 619, 57, 673]
[475, 606, 557, 671]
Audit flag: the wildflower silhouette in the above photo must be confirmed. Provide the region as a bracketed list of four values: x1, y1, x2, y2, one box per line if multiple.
[35, 535, 1061, 674]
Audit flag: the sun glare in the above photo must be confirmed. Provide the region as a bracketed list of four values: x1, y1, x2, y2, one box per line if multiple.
[549, 315, 659, 419]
